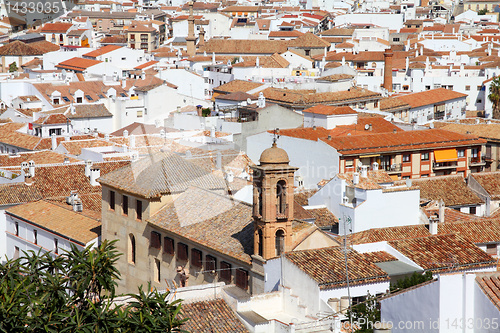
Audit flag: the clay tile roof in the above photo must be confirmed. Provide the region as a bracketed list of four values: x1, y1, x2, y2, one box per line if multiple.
[179, 298, 249, 332]
[353, 51, 385, 62]
[337, 170, 394, 190]
[306, 207, 338, 228]
[134, 60, 159, 70]
[287, 32, 330, 48]
[33, 113, 69, 125]
[349, 224, 430, 245]
[0, 150, 78, 167]
[29, 41, 60, 53]
[198, 39, 288, 55]
[387, 234, 496, 273]
[335, 42, 354, 48]
[379, 97, 411, 112]
[83, 45, 122, 58]
[438, 219, 500, 244]
[303, 105, 356, 115]
[320, 28, 355, 36]
[439, 122, 500, 141]
[361, 251, 397, 263]
[470, 172, 500, 200]
[268, 30, 304, 38]
[318, 74, 354, 82]
[213, 79, 264, 93]
[6, 200, 100, 245]
[476, 272, 500, 312]
[127, 24, 156, 32]
[232, 53, 290, 68]
[40, 22, 73, 33]
[320, 128, 484, 155]
[285, 247, 390, 289]
[412, 175, 484, 207]
[147, 187, 254, 263]
[98, 152, 228, 198]
[216, 91, 257, 101]
[56, 57, 102, 71]
[0, 41, 45, 56]
[0, 183, 43, 205]
[100, 35, 128, 44]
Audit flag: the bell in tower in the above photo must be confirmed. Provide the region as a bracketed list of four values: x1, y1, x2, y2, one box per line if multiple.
[251, 139, 298, 261]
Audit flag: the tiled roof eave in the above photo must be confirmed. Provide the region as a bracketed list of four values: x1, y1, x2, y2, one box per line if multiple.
[6, 210, 89, 246]
[319, 275, 390, 290]
[97, 180, 166, 199]
[336, 138, 486, 155]
[425, 260, 496, 274]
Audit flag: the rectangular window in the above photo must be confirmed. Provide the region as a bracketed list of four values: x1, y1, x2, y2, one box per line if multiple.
[345, 160, 353, 167]
[109, 191, 115, 210]
[14, 246, 19, 259]
[164, 237, 174, 255]
[205, 255, 217, 272]
[150, 231, 161, 249]
[136, 200, 142, 220]
[191, 249, 202, 268]
[457, 149, 465, 158]
[220, 261, 232, 282]
[469, 206, 477, 215]
[177, 243, 188, 261]
[54, 238, 59, 254]
[123, 195, 128, 216]
[154, 259, 160, 283]
[421, 152, 429, 161]
[33, 230, 37, 244]
[486, 244, 497, 255]
[471, 148, 479, 158]
[465, 85, 470, 91]
[15, 221, 19, 236]
[403, 154, 411, 163]
[235, 269, 249, 290]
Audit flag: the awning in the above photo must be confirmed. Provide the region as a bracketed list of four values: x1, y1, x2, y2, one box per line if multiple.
[434, 149, 458, 162]
[359, 154, 380, 158]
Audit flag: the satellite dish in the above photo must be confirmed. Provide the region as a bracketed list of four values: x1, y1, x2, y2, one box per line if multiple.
[364, 124, 370, 130]
[429, 122, 435, 129]
[247, 98, 252, 104]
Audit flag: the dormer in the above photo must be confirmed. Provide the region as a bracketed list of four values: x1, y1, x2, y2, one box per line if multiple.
[74, 89, 84, 103]
[51, 91, 62, 105]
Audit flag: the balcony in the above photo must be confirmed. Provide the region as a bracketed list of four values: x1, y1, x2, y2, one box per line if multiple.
[433, 161, 458, 170]
[469, 156, 486, 166]
[276, 204, 288, 220]
[381, 163, 401, 173]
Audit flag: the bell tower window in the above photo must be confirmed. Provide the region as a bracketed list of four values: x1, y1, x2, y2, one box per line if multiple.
[275, 230, 285, 256]
[258, 229, 263, 257]
[277, 180, 287, 216]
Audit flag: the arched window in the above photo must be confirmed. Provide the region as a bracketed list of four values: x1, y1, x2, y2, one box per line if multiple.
[258, 229, 263, 257]
[128, 234, 136, 264]
[275, 230, 285, 256]
[258, 187, 263, 216]
[276, 180, 287, 215]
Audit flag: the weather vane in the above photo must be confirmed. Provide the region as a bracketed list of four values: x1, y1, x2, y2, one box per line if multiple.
[272, 128, 280, 145]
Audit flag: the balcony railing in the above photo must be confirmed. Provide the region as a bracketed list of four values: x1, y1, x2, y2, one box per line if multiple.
[381, 163, 401, 173]
[276, 203, 288, 220]
[469, 156, 486, 165]
[433, 161, 458, 170]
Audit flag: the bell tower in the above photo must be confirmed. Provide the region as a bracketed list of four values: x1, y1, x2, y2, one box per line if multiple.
[251, 139, 298, 261]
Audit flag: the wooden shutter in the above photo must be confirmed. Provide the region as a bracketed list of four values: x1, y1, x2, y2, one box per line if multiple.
[177, 243, 188, 261]
[220, 261, 232, 282]
[235, 269, 248, 290]
[150, 231, 161, 249]
[191, 249, 202, 267]
[205, 255, 217, 272]
[164, 237, 174, 255]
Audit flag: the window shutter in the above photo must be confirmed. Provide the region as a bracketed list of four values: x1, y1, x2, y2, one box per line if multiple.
[235, 269, 248, 290]
[205, 255, 217, 272]
[177, 243, 188, 261]
[220, 261, 232, 282]
[164, 237, 174, 255]
[191, 249, 202, 267]
[150, 231, 161, 249]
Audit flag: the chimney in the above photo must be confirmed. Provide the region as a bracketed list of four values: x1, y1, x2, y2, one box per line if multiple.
[24, 174, 33, 186]
[141, 71, 146, 80]
[51, 133, 57, 150]
[383, 49, 394, 92]
[104, 133, 110, 141]
[28, 160, 35, 177]
[360, 165, 368, 178]
[225, 170, 234, 183]
[199, 26, 205, 48]
[353, 172, 360, 185]
[129, 134, 135, 148]
[342, 196, 349, 204]
[123, 130, 129, 138]
[210, 126, 216, 138]
[89, 167, 100, 186]
[372, 162, 379, 171]
[70, 103, 76, 115]
[72, 198, 83, 212]
[258, 92, 265, 108]
[64, 157, 70, 164]
[429, 215, 438, 235]
[66, 190, 78, 205]
[438, 199, 445, 223]
[85, 160, 92, 177]
[216, 151, 222, 169]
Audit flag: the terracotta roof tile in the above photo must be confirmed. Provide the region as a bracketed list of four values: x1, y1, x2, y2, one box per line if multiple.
[287, 32, 330, 48]
[0, 150, 78, 167]
[0, 183, 42, 206]
[179, 298, 249, 332]
[33, 113, 69, 125]
[388, 234, 496, 273]
[303, 105, 356, 115]
[395, 88, 467, 109]
[476, 273, 500, 312]
[361, 251, 397, 263]
[213, 80, 264, 94]
[470, 172, 500, 200]
[285, 247, 390, 289]
[56, 57, 102, 71]
[40, 22, 73, 33]
[6, 200, 100, 245]
[198, 39, 288, 55]
[83, 45, 122, 58]
[412, 175, 484, 207]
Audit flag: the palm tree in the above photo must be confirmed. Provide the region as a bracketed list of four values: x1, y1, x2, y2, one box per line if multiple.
[488, 76, 500, 119]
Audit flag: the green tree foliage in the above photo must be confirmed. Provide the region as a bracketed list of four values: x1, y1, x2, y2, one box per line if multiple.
[8, 62, 17, 73]
[0, 240, 187, 332]
[478, 8, 487, 15]
[489, 77, 500, 119]
[390, 271, 433, 292]
[347, 293, 380, 333]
